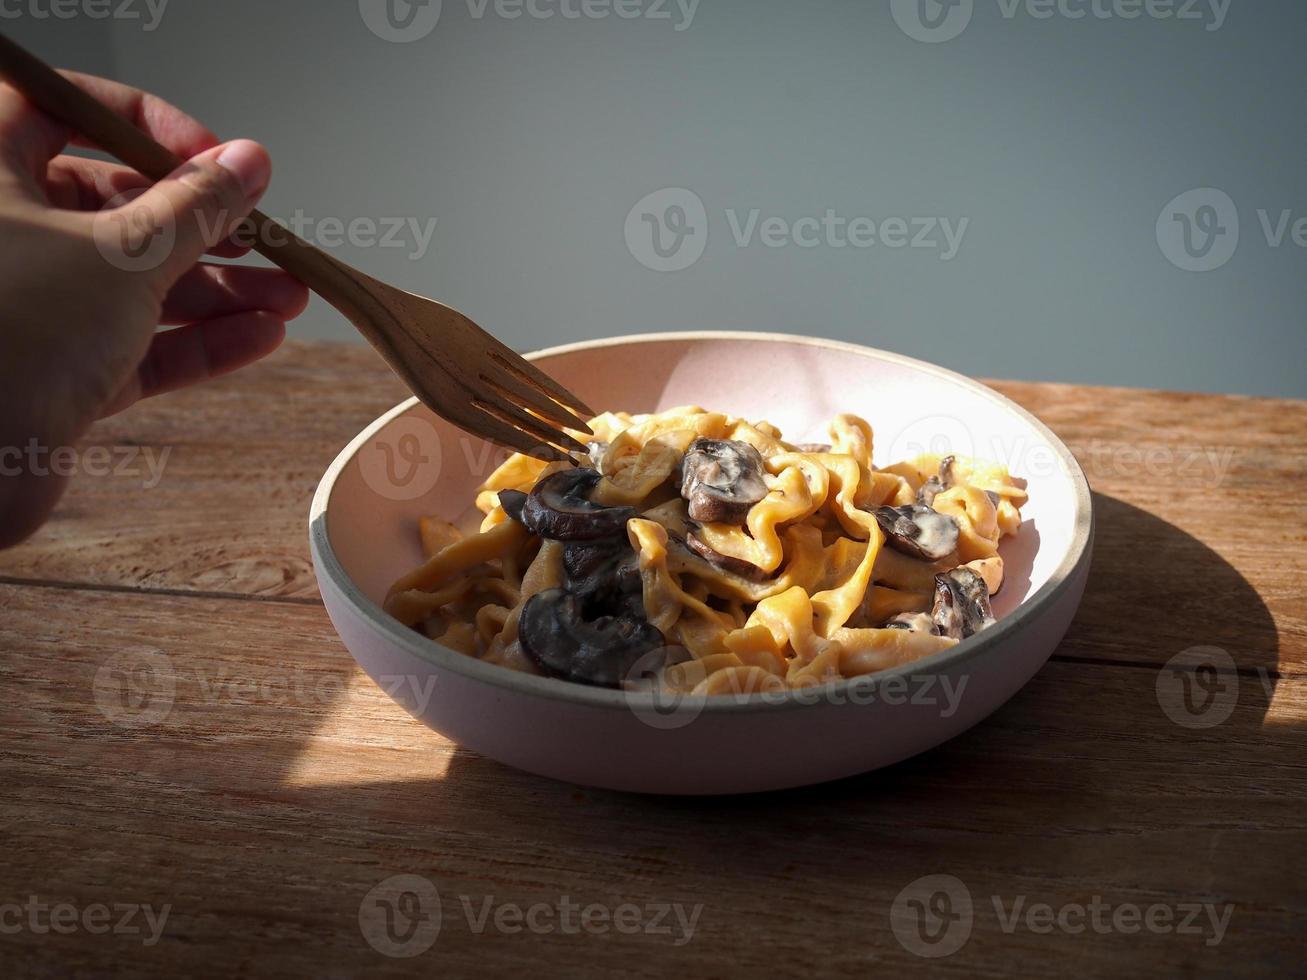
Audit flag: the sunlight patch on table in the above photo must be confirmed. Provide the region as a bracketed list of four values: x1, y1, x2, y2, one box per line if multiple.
[287, 670, 454, 786]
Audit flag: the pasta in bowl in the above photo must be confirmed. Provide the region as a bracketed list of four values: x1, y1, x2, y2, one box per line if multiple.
[310, 332, 1093, 794]
[383, 407, 1028, 697]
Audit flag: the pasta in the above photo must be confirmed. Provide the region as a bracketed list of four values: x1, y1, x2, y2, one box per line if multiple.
[385, 408, 1027, 696]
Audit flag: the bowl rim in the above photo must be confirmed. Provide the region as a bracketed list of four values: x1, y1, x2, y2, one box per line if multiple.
[310, 330, 1094, 714]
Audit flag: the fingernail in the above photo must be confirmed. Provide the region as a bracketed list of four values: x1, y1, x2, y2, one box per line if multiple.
[215, 139, 271, 199]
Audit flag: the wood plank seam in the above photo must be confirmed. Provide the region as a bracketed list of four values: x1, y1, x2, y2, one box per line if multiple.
[0, 575, 324, 606]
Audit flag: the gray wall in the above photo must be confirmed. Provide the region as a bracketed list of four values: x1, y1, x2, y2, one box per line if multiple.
[3, 13, 114, 74]
[10, 1, 1305, 397]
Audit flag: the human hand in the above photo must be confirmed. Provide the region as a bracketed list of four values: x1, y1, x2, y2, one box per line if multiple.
[0, 71, 309, 548]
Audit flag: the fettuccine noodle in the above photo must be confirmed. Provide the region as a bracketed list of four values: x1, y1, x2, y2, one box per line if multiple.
[385, 408, 1026, 696]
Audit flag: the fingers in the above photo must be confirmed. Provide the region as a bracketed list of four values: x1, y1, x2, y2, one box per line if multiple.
[0, 70, 218, 179]
[119, 139, 271, 286]
[42, 154, 146, 210]
[58, 71, 218, 160]
[46, 156, 254, 257]
[0, 83, 67, 186]
[160, 264, 309, 326]
[101, 311, 287, 417]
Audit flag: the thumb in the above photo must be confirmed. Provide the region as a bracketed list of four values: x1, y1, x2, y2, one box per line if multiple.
[95, 139, 270, 286]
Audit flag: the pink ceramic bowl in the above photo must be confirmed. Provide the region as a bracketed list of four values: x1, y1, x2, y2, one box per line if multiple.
[310, 333, 1093, 794]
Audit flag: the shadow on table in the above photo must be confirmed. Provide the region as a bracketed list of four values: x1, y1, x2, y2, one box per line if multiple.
[454, 491, 1280, 771]
[39, 490, 1296, 971]
[171, 488, 1294, 912]
[420, 491, 1293, 831]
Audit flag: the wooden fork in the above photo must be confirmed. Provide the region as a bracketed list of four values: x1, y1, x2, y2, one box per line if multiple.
[0, 33, 593, 459]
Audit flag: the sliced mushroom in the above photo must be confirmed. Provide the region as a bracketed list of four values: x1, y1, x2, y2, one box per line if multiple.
[685, 532, 766, 581]
[562, 539, 623, 581]
[613, 557, 643, 603]
[793, 442, 832, 454]
[679, 438, 769, 524]
[497, 488, 528, 523]
[562, 539, 643, 617]
[931, 567, 995, 640]
[664, 538, 779, 603]
[873, 504, 960, 562]
[518, 588, 667, 688]
[885, 612, 937, 633]
[520, 467, 635, 541]
[940, 455, 959, 485]
[916, 477, 944, 507]
[917, 455, 956, 507]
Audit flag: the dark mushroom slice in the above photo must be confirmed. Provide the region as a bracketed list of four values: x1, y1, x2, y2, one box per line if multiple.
[916, 476, 944, 507]
[664, 538, 778, 604]
[873, 504, 960, 562]
[562, 539, 625, 581]
[685, 531, 766, 581]
[940, 455, 959, 484]
[931, 568, 995, 641]
[518, 588, 667, 688]
[521, 467, 635, 541]
[563, 540, 644, 617]
[614, 557, 644, 602]
[885, 612, 937, 633]
[679, 438, 769, 525]
[497, 489, 528, 523]
[916, 455, 956, 507]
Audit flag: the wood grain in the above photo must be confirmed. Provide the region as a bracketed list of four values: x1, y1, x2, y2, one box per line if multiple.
[1, 584, 1304, 978]
[0, 344, 410, 599]
[1, 340, 1305, 977]
[0, 342, 1301, 672]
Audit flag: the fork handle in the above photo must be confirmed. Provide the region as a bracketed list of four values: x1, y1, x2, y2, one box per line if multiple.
[0, 32, 390, 338]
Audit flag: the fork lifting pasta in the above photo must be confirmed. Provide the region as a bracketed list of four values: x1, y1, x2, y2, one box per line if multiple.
[385, 407, 1027, 696]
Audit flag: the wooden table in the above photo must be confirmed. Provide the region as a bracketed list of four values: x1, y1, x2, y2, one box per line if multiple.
[1, 341, 1304, 978]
